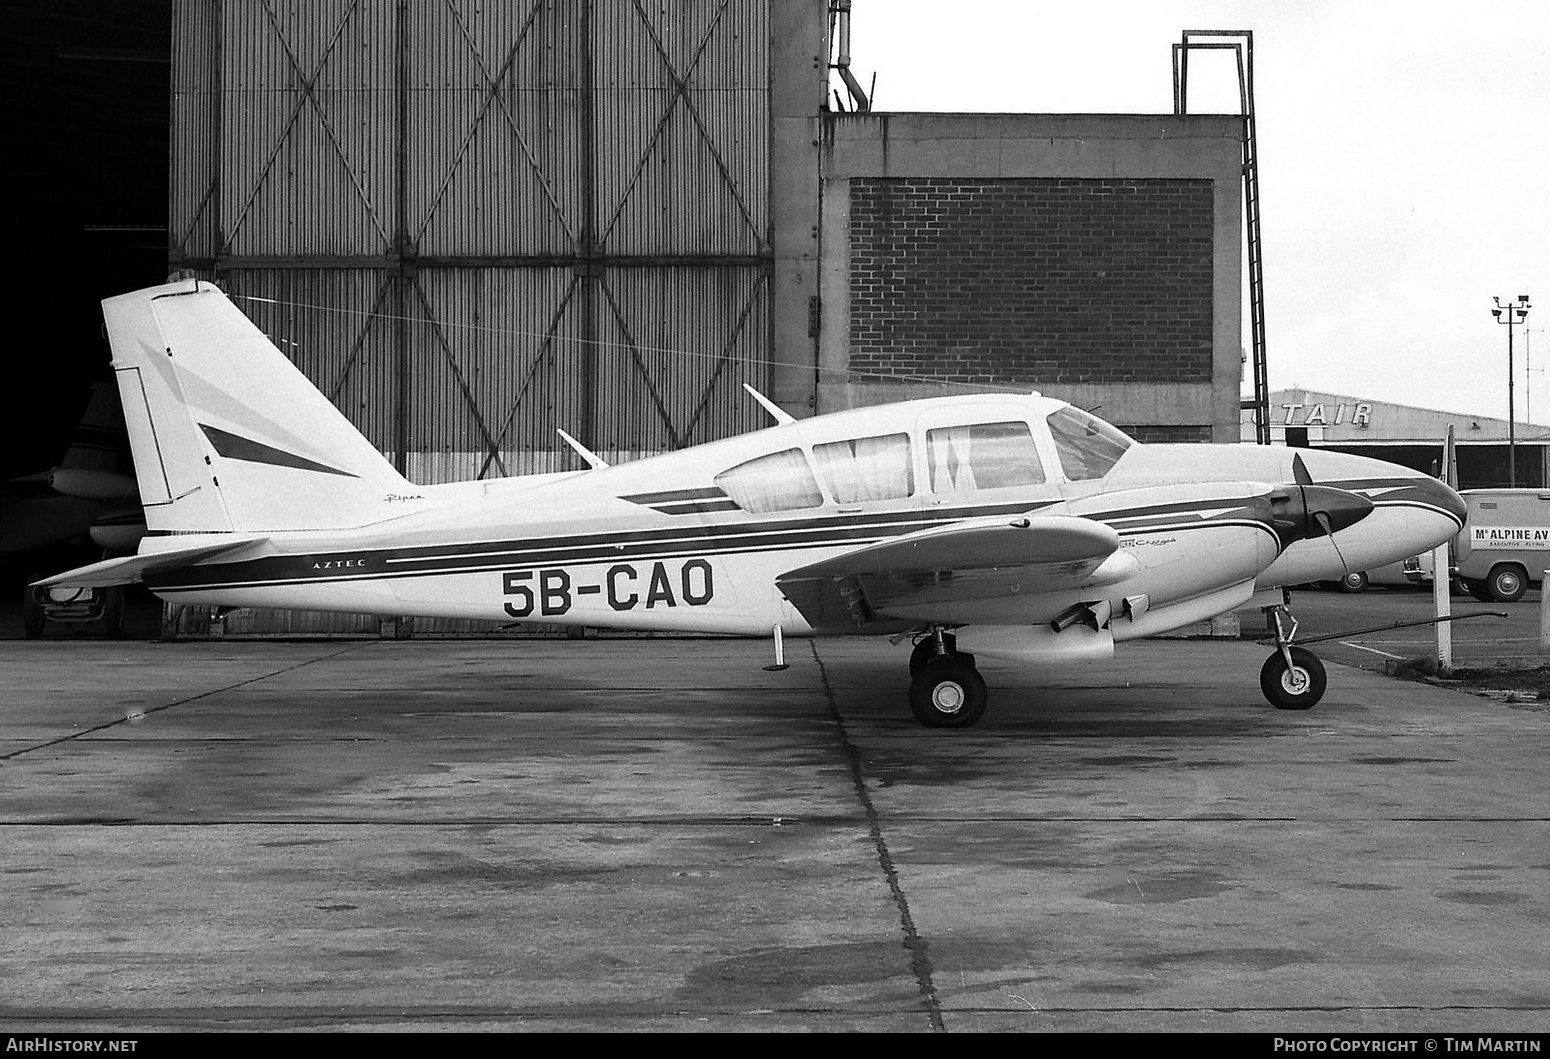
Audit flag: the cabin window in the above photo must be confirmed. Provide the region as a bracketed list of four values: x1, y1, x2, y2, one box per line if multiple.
[926, 421, 1044, 493]
[812, 433, 914, 504]
[714, 448, 824, 514]
[1046, 406, 1133, 481]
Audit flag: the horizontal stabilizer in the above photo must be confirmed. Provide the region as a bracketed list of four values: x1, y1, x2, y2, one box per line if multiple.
[30, 537, 268, 590]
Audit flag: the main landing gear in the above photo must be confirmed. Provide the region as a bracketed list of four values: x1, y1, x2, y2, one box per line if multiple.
[1259, 598, 1327, 710]
[907, 629, 986, 728]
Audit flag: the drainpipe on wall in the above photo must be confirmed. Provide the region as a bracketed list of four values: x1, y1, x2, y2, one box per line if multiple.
[829, 0, 871, 112]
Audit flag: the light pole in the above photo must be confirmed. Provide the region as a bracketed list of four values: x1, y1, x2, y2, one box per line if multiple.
[1493, 295, 1532, 487]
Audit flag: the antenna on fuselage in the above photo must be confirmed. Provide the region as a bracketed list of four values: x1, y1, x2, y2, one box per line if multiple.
[556, 428, 608, 470]
[742, 383, 796, 426]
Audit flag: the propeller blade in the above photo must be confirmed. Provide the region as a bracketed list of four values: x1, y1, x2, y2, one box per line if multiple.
[1313, 509, 1351, 574]
[1292, 453, 1313, 486]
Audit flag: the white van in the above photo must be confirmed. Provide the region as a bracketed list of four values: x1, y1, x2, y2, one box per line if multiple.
[1455, 488, 1550, 602]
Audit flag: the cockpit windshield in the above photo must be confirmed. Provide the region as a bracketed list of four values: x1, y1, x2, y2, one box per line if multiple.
[1045, 406, 1133, 481]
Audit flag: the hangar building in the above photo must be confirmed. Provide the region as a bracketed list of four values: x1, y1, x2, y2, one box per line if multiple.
[1249, 389, 1550, 490]
[157, 0, 1253, 635]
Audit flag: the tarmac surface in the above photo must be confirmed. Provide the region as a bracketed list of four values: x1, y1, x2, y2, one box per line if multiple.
[2, 628, 1548, 1033]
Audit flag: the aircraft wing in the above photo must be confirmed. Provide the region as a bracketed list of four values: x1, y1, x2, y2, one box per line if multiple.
[777, 513, 1127, 629]
[29, 537, 268, 590]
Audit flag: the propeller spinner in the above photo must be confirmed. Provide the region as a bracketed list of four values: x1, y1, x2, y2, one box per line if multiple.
[1269, 455, 1374, 552]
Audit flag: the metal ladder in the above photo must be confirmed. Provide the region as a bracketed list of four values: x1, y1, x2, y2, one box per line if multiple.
[1173, 30, 1270, 445]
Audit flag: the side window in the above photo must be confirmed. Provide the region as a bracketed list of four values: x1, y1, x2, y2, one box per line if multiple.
[1046, 406, 1133, 481]
[812, 433, 914, 504]
[926, 422, 1044, 493]
[713, 448, 824, 514]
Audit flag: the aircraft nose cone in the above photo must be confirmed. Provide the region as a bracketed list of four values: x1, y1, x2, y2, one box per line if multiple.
[1301, 484, 1374, 537]
[1422, 477, 1468, 528]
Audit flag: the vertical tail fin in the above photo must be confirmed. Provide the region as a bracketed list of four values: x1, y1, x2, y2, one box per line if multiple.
[104, 279, 413, 533]
[58, 379, 133, 476]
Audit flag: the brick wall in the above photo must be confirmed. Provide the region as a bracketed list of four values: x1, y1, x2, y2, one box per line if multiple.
[848, 178, 1214, 386]
[1122, 424, 1215, 444]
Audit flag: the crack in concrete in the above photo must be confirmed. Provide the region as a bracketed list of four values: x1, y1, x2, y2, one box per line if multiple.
[809, 639, 944, 1032]
[0, 642, 371, 764]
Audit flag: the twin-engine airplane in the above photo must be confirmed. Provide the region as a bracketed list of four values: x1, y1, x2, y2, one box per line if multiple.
[36, 280, 1467, 727]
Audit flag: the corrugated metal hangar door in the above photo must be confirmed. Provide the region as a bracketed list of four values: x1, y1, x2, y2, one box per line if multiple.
[170, 0, 773, 485]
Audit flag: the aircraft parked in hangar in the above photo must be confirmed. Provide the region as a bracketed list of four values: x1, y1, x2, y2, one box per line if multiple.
[6, 381, 146, 637]
[35, 280, 1467, 727]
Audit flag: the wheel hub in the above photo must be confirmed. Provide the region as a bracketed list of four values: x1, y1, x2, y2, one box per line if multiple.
[932, 681, 966, 714]
[1281, 667, 1309, 694]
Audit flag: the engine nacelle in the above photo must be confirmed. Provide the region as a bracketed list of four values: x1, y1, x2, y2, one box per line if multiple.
[955, 624, 1114, 667]
[89, 505, 148, 553]
[48, 469, 138, 502]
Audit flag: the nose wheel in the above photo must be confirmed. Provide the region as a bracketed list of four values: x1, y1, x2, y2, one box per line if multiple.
[1261, 600, 1327, 710]
[1259, 645, 1326, 710]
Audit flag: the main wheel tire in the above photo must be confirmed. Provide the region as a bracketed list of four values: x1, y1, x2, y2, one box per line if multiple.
[1337, 571, 1369, 593]
[908, 656, 987, 728]
[1487, 564, 1528, 603]
[1259, 647, 1327, 711]
[1464, 578, 1493, 602]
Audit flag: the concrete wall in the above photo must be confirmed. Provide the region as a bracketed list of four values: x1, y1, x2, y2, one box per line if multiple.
[769, 3, 827, 421]
[815, 113, 1246, 441]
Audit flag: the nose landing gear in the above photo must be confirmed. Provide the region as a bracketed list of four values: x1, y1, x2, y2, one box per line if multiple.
[1260, 599, 1327, 710]
[1255, 597, 1508, 711]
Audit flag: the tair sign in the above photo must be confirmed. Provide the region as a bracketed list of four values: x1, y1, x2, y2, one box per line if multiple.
[1280, 402, 1372, 427]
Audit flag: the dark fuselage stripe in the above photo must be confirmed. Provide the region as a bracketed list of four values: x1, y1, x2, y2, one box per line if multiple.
[620, 486, 729, 504]
[647, 500, 743, 514]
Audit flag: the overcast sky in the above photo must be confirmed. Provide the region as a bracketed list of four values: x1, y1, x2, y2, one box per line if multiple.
[846, 0, 1550, 424]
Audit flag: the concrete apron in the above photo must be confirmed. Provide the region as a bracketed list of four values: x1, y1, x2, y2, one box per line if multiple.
[1, 636, 1546, 1032]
